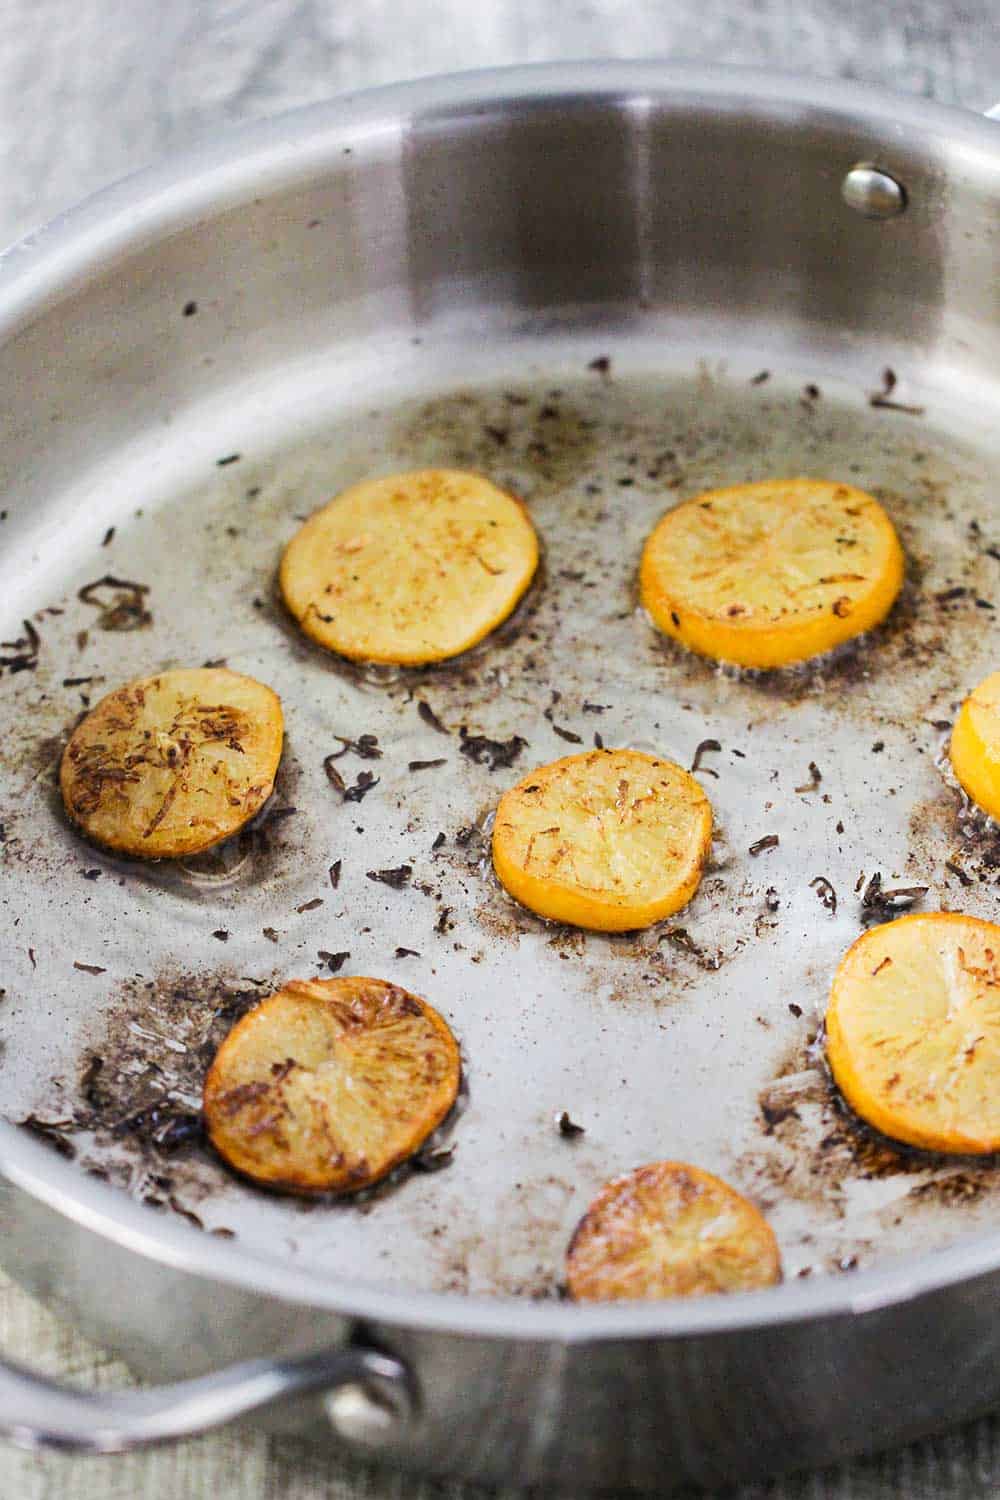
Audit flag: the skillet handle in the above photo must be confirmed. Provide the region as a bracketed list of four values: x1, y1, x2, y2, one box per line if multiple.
[0, 1343, 413, 1454]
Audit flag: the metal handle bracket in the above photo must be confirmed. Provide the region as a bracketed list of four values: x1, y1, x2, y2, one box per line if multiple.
[0, 1343, 413, 1455]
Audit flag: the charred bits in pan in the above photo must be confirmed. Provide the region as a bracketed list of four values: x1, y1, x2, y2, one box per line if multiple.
[459, 727, 528, 771]
[77, 575, 152, 632]
[859, 871, 928, 924]
[0, 619, 41, 677]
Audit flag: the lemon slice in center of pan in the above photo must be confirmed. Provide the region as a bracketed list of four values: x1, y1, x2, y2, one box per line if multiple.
[492, 748, 712, 931]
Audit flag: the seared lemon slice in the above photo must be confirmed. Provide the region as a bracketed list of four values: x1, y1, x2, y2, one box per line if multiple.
[826, 913, 1000, 1154]
[566, 1161, 781, 1301]
[60, 668, 283, 859]
[204, 976, 461, 1194]
[950, 672, 1000, 820]
[639, 478, 904, 668]
[491, 748, 712, 932]
[279, 468, 539, 664]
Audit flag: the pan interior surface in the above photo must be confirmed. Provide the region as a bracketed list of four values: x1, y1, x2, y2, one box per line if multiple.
[3, 319, 1000, 1303]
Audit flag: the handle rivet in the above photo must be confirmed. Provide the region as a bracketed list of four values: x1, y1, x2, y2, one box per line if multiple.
[841, 163, 907, 219]
[324, 1379, 411, 1446]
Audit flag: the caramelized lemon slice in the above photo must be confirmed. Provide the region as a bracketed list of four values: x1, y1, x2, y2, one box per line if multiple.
[639, 478, 904, 668]
[950, 672, 1000, 820]
[279, 468, 539, 664]
[60, 667, 283, 859]
[826, 913, 1000, 1154]
[491, 748, 712, 932]
[566, 1161, 781, 1301]
[204, 976, 461, 1194]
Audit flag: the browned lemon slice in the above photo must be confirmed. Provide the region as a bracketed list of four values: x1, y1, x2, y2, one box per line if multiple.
[491, 748, 712, 932]
[566, 1161, 781, 1301]
[279, 468, 539, 664]
[950, 672, 1000, 821]
[203, 976, 461, 1194]
[60, 667, 283, 859]
[639, 478, 904, 668]
[826, 912, 1000, 1154]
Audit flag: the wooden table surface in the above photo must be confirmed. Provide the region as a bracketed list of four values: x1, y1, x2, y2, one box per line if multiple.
[3, 2, 1000, 1495]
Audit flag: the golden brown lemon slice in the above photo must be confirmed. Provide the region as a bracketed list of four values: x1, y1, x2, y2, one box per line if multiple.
[203, 976, 461, 1194]
[566, 1161, 781, 1302]
[950, 672, 1000, 821]
[491, 748, 712, 932]
[279, 468, 539, 664]
[826, 912, 1000, 1154]
[639, 478, 904, 669]
[60, 667, 283, 859]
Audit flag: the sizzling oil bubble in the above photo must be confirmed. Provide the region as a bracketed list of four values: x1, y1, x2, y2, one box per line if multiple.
[75, 817, 268, 899]
[358, 661, 403, 688]
[175, 829, 257, 889]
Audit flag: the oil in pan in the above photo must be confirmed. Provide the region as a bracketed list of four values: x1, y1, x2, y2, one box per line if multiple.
[1, 346, 998, 1298]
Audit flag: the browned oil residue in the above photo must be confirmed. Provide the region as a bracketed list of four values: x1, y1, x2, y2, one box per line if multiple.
[747, 1039, 999, 1219]
[642, 498, 990, 729]
[643, 574, 942, 714]
[15, 969, 273, 1226]
[909, 785, 1000, 898]
[398, 389, 602, 498]
[23, 963, 472, 1223]
[75, 970, 266, 1166]
[440, 804, 738, 992]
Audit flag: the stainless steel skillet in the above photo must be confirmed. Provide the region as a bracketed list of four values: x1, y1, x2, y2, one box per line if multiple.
[2, 62, 1000, 1490]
